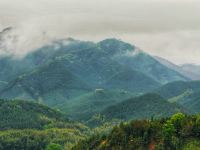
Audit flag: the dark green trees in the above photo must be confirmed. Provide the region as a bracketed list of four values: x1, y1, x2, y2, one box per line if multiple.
[72, 113, 200, 150]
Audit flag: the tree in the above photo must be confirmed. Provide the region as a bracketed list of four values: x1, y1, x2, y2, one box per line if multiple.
[163, 120, 175, 148]
[170, 113, 185, 136]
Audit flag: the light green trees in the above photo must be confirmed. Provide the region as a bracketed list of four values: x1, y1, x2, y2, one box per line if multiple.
[171, 113, 186, 133]
[163, 113, 186, 149]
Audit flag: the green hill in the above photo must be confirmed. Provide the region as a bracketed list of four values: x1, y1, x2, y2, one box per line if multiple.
[105, 69, 160, 92]
[57, 89, 136, 121]
[0, 61, 91, 106]
[155, 81, 200, 113]
[0, 99, 68, 130]
[155, 81, 200, 99]
[72, 113, 200, 150]
[101, 93, 185, 120]
[0, 99, 90, 150]
[180, 91, 200, 113]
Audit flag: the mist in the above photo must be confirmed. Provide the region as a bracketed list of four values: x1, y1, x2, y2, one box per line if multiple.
[0, 0, 200, 64]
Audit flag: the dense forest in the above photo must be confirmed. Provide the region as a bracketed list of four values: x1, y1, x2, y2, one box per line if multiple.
[0, 99, 199, 150]
[0, 100, 89, 150]
[73, 113, 200, 150]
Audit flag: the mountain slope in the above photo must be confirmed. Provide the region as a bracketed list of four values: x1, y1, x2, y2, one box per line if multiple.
[0, 99, 67, 130]
[101, 93, 185, 120]
[181, 91, 200, 113]
[155, 56, 200, 80]
[0, 98, 90, 150]
[73, 114, 200, 150]
[155, 81, 200, 113]
[57, 89, 136, 121]
[181, 64, 200, 80]
[155, 81, 200, 99]
[0, 61, 91, 106]
[101, 39, 189, 84]
[105, 69, 160, 92]
[0, 38, 188, 85]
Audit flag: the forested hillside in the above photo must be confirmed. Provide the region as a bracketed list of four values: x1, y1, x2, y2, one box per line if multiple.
[0, 61, 91, 106]
[155, 81, 200, 113]
[57, 89, 136, 121]
[101, 93, 186, 120]
[73, 113, 200, 150]
[0, 99, 89, 150]
[0, 99, 82, 130]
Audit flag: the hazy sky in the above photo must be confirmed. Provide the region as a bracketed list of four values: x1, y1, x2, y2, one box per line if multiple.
[0, 0, 200, 64]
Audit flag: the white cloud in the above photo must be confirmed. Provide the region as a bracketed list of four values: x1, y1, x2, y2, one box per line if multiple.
[0, 0, 200, 64]
[119, 31, 200, 65]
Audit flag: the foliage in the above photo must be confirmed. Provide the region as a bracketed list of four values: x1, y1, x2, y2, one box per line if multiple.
[156, 81, 200, 113]
[0, 128, 87, 150]
[57, 90, 135, 121]
[0, 99, 71, 130]
[101, 93, 185, 120]
[72, 114, 200, 150]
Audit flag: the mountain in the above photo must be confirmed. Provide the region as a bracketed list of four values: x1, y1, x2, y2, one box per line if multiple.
[0, 61, 91, 106]
[48, 40, 157, 90]
[73, 114, 200, 150]
[104, 69, 160, 92]
[155, 81, 200, 99]
[0, 38, 189, 107]
[0, 38, 188, 85]
[57, 89, 136, 121]
[155, 81, 200, 113]
[181, 64, 200, 80]
[101, 93, 185, 120]
[103, 39, 188, 84]
[0, 99, 68, 130]
[0, 39, 157, 101]
[179, 91, 200, 113]
[155, 56, 200, 80]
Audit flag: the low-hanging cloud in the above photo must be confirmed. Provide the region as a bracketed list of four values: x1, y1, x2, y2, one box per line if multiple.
[0, 0, 200, 64]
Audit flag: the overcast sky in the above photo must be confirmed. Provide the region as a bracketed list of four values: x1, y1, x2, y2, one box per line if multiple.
[0, 0, 200, 65]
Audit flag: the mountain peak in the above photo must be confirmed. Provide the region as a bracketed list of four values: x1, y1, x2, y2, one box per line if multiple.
[98, 38, 135, 54]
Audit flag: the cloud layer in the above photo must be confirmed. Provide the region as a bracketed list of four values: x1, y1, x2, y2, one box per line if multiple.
[0, 0, 200, 64]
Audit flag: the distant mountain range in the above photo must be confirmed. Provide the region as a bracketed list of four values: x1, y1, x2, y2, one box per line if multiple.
[155, 56, 200, 80]
[0, 28, 200, 123]
[0, 38, 189, 105]
[181, 64, 200, 79]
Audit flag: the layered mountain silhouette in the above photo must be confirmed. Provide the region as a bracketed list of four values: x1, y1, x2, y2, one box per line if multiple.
[0, 37, 196, 121]
[155, 56, 200, 80]
[101, 93, 185, 120]
[155, 80, 200, 113]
